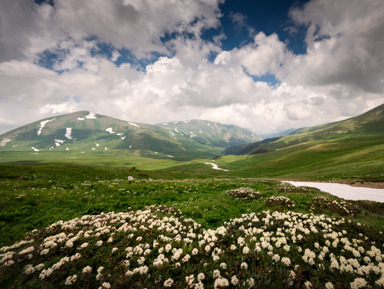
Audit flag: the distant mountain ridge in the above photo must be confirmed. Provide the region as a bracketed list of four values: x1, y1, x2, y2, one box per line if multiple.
[157, 119, 262, 148]
[224, 103, 384, 155]
[0, 111, 261, 160]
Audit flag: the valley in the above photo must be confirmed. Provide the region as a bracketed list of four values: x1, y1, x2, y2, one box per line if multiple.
[0, 104, 384, 288]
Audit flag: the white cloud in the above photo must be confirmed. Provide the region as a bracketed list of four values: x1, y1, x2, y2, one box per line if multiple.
[288, 0, 384, 94]
[0, 0, 223, 62]
[214, 32, 292, 80]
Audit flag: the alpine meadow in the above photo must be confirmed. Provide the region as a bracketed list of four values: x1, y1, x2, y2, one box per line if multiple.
[1, 0, 384, 288]
[1, 103, 384, 288]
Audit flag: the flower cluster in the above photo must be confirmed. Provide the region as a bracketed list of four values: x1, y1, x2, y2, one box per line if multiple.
[309, 196, 360, 216]
[265, 196, 296, 209]
[226, 187, 263, 200]
[1, 206, 384, 288]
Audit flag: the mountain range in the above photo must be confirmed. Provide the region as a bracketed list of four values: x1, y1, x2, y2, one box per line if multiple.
[0, 111, 262, 160]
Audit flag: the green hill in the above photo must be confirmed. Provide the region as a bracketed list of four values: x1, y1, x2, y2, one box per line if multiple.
[207, 103, 384, 182]
[224, 103, 384, 156]
[0, 111, 261, 161]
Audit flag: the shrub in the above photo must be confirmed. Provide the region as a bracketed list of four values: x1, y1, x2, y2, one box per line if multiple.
[309, 196, 360, 216]
[276, 183, 319, 194]
[226, 187, 263, 200]
[265, 196, 295, 209]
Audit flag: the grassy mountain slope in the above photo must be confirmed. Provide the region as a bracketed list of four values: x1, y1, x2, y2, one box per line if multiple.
[224, 103, 384, 156]
[195, 104, 384, 182]
[0, 111, 262, 161]
[0, 111, 220, 160]
[292, 103, 384, 136]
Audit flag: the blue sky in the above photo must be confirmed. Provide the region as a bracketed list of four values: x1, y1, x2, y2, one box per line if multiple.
[0, 0, 383, 135]
[219, 0, 308, 52]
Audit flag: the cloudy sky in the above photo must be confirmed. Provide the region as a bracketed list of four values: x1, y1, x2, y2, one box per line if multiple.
[0, 0, 383, 136]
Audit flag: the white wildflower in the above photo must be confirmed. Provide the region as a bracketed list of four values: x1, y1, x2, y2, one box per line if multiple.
[65, 274, 77, 285]
[82, 266, 92, 274]
[164, 278, 174, 287]
[231, 275, 239, 285]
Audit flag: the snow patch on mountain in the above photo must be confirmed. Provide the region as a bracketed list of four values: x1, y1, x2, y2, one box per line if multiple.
[65, 128, 73, 139]
[169, 131, 176, 140]
[0, 138, 11, 147]
[106, 128, 115, 134]
[129, 122, 140, 128]
[37, 118, 56, 135]
[55, 139, 65, 147]
[85, 112, 97, 119]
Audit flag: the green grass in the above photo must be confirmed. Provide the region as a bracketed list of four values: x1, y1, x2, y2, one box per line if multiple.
[0, 151, 184, 170]
[214, 137, 384, 182]
[1, 105, 383, 287]
[1, 164, 384, 288]
[1, 164, 384, 249]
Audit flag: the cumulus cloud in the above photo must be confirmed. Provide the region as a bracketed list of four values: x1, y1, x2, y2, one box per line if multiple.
[0, 0, 223, 61]
[288, 0, 384, 94]
[235, 32, 290, 78]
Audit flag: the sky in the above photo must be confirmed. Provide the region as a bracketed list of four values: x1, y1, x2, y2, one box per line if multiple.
[0, 0, 383, 136]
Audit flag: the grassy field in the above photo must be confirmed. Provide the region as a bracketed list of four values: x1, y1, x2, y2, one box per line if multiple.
[1, 164, 384, 287]
[1, 104, 383, 287]
[214, 137, 384, 182]
[1, 135, 384, 183]
[0, 151, 184, 170]
[1, 143, 384, 288]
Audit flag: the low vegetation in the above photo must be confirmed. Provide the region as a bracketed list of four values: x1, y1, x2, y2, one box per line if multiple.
[1, 165, 384, 288]
[309, 196, 360, 216]
[225, 187, 263, 200]
[265, 196, 296, 209]
[2, 205, 384, 288]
